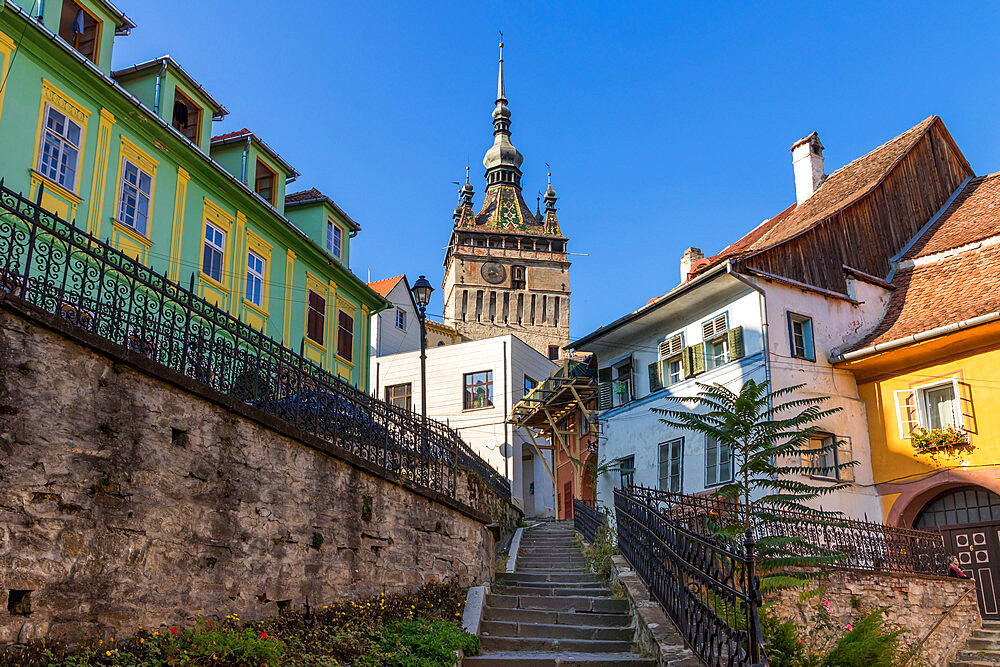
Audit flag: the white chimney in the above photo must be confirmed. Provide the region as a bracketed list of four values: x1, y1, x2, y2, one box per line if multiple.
[790, 132, 825, 204]
[680, 247, 704, 283]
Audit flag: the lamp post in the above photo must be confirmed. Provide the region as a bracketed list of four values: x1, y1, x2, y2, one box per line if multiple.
[411, 275, 434, 470]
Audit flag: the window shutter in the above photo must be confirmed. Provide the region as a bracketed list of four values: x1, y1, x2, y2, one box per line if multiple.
[598, 367, 612, 383]
[648, 361, 662, 393]
[691, 344, 706, 375]
[727, 326, 745, 360]
[893, 389, 918, 439]
[681, 347, 693, 378]
[598, 381, 613, 410]
[659, 333, 684, 359]
[957, 380, 975, 433]
[837, 437, 855, 482]
[702, 313, 728, 340]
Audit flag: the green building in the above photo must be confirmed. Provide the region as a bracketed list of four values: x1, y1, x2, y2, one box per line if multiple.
[0, 0, 386, 390]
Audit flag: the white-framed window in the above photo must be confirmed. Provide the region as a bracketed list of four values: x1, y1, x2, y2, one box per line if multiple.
[666, 357, 683, 385]
[702, 313, 730, 370]
[893, 377, 965, 438]
[117, 159, 152, 236]
[705, 436, 733, 487]
[202, 222, 225, 283]
[327, 221, 343, 259]
[395, 308, 406, 330]
[245, 250, 265, 307]
[658, 332, 685, 386]
[38, 105, 82, 192]
[659, 438, 683, 492]
[612, 356, 633, 407]
[788, 312, 815, 361]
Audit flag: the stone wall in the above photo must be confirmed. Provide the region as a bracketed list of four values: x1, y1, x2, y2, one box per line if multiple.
[0, 298, 518, 643]
[768, 569, 978, 666]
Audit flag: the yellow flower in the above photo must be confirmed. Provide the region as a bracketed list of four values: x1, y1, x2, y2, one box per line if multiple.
[106, 651, 111, 656]
[140, 638, 145, 644]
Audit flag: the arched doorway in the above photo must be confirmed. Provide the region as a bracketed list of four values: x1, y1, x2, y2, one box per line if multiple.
[916, 486, 1000, 620]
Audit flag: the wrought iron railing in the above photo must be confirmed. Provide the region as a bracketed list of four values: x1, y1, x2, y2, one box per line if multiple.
[630, 486, 948, 575]
[572, 498, 605, 544]
[0, 180, 510, 502]
[615, 487, 765, 667]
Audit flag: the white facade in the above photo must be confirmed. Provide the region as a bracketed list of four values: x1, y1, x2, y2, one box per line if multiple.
[371, 334, 558, 516]
[577, 262, 891, 521]
[369, 278, 422, 359]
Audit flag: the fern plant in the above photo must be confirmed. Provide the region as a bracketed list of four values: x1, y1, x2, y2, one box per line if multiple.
[652, 379, 857, 591]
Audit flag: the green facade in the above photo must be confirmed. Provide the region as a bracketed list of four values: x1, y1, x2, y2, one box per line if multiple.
[0, 0, 386, 390]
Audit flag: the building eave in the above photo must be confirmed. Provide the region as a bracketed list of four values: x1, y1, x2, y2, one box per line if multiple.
[111, 54, 228, 116]
[832, 311, 1000, 363]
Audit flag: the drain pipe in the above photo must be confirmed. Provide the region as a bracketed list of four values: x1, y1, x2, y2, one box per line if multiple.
[240, 135, 251, 184]
[730, 264, 772, 391]
[152, 60, 168, 116]
[37, 0, 44, 20]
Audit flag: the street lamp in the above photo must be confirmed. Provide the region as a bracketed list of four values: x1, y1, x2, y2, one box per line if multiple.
[410, 275, 433, 422]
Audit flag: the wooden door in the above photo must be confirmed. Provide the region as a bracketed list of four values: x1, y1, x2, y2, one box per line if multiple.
[563, 481, 573, 520]
[942, 523, 1000, 620]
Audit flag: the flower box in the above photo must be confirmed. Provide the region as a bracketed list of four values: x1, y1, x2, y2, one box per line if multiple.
[911, 425, 973, 460]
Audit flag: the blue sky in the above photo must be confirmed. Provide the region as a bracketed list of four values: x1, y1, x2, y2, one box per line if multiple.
[112, 1, 1000, 339]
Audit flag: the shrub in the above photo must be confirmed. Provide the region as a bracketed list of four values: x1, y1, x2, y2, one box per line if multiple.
[582, 521, 618, 579]
[358, 619, 480, 667]
[822, 608, 903, 667]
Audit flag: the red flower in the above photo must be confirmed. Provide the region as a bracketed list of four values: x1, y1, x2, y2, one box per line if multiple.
[261, 632, 268, 639]
[170, 627, 178, 635]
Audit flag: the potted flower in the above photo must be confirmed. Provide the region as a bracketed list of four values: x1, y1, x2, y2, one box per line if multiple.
[911, 425, 974, 461]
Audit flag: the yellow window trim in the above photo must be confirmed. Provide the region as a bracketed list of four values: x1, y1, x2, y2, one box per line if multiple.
[242, 229, 272, 318]
[29, 170, 83, 206]
[33, 80, 90, 197]
[0, 31, 15, 124]
[200, 198, 234, 293]
[282, 249, 295, 344]
[112, 137, 159, 239]
[304, 272, 329, 351]
[334, 296, 357, 366]
[112, 219, 154, 248]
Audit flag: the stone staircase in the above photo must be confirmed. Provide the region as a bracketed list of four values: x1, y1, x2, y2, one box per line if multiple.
[464, 521, 654, 666]
[951, 621, 1000, 666]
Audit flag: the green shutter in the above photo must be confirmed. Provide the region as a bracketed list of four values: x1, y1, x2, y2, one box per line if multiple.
[648, 361, 662, 393]
[691, 344, 706, 375]
[598, 382, 613, 410]
[598, 367, 612, 383]
[682, 347, 693, 378]
[728, 326, 745, 360]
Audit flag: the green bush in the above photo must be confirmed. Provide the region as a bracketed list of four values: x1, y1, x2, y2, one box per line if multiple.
[582, 519, 618, 579]
[822, 608, 903, 667]
[358, 619, 480, 667]
[761, 609, 821, 667]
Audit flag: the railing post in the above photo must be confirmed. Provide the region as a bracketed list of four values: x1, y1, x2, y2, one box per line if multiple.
[745, 527, 764, 665]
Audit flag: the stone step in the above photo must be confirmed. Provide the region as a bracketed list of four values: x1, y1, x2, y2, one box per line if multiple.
[463, 651, 655, 666]
[483, 607, 633, 627]
[518, 565, 590, 572]
[950, 662, 997, 667]
[500, 572, 601, 584]
[481, 620, 633, 641]
[495, 579, 607, 591]
[520, 541, 578, 548]
[986, 622, 1000, 632]
[480, 636, 635, 653]
[517, 560, 588, 569]
[519, 548, 584, 555]
[967, 639, 1000, 651]
[486, 594, 629, 614]
[955, 650, 1000, 664]
[492, 585, 611, 597]
[975, 630, 1000, 640]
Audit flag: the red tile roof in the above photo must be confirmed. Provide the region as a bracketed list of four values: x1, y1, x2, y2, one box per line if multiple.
[845, 174, 1000, 350]
[694, 116, 940, 276]
[285, 188, 361, 231]
[209, 128, 298, 178]
[367, 275, 405, 298]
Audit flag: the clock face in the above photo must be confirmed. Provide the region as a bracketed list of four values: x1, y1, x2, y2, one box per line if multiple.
[481, 261, 507, 285]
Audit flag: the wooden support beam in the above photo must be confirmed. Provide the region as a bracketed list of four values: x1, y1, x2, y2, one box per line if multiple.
[524, 428, 557, 488]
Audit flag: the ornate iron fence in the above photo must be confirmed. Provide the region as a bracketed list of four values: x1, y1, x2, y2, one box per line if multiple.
[572, 498, 605, 544]
[0, 180, 510, 502]
[629, 486, 948, 575]
[615, 487, 765, 667]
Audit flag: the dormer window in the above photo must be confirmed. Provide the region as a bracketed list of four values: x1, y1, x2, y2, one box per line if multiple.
[59, 0, 100, 64]
[254, 159, 276, 205]
[172, 89, 202, 144]
[326, 221, 343, 259]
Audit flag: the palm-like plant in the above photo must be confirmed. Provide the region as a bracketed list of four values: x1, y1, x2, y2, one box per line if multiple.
[652, 379, 856, 591]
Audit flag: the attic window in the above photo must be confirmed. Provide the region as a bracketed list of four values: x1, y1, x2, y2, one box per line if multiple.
[172, 89, 202, 144]
[59, 0, 100, 64]
[255, 159, 276, 205]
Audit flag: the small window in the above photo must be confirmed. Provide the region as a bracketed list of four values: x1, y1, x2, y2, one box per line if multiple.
[59, 0, 99, 63]
[254, 159, 276, 206]
[705, 437, 733, 487]
[202, 222, 225, 283]
[921, 382, 960, 431]
[806, 433, 838, 480]
[172, 89, 202, 144]
[385, 383, 412, 411]
[705, 337, 730, 370]
[659, 438, 683, 492]
[37, 105, 82, 192]
[337, 310, 354, 361]
[306, 289, 326, 345]
[245, 250, 265, 307]
[612, 357, 633, 406]
[548, 345, 560, 361]
[666, 356, 683, 385]
[327, 221, 343, 259]
[463, 370, 493, 410]
[511, 265, 526, 290]
[395, 308, 406, 331]
[788, 313, 815, 361]
[524, 375, 537, 397]
[618, 455, 635, 489]
[117, 159, 152, 236]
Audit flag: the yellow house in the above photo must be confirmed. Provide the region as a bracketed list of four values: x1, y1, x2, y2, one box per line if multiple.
[835, 173, 1000, 619]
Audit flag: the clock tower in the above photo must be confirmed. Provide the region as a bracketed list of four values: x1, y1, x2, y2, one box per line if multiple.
[441, 42, 571, 360]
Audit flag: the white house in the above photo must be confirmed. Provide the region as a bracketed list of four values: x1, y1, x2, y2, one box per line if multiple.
[570, 118, 968, 522]
[367, 275, 422, 358]
[371, 334, 558, 517]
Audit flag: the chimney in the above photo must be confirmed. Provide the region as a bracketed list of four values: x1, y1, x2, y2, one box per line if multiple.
[680, 247, 704, 283]
[790, 132, 825, 204]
